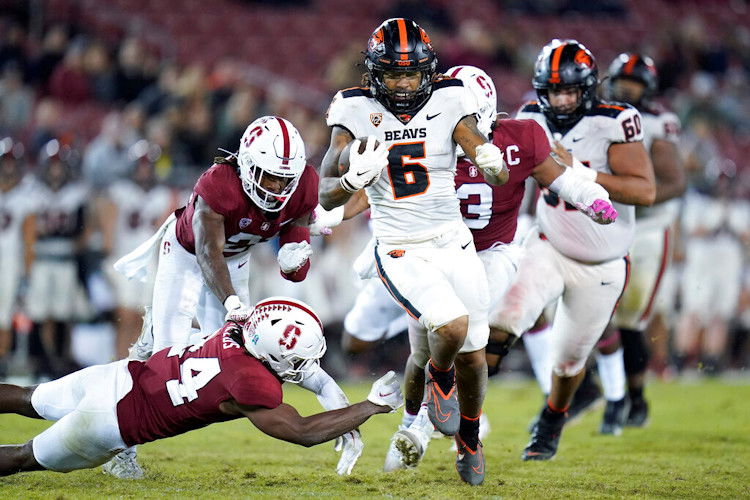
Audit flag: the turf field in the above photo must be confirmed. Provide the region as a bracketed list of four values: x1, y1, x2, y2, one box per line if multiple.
[1, 377, 748, 499]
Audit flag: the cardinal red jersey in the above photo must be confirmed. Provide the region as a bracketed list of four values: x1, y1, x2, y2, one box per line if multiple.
[455, 119, 550, 250]
[175, 162, 318, 257]
[116, 323, 282, 446]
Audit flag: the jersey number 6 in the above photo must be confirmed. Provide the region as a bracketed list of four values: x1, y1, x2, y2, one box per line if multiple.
[387, 142, 429, 199]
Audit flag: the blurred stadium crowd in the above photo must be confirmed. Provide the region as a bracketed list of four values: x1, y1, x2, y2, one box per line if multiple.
[0, 0, 748, 382]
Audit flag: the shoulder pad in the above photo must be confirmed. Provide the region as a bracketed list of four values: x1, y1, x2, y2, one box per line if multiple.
[340, 87, 372, 98]
[433, 78, 463, 90]
[519, 102, 542, 113]
[590, 101, 632, 118]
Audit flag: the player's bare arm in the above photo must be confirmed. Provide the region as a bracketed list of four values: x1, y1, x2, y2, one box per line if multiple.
[229, 400, 388, 447]
[193, 196, 235, 304]
[650, 138, 686, 203]
[552, 140, 655, 205]
[531, 155, 565, 186]
[453, 116, 509, 186]
[21, 213, 36, 275]
[319, 126, 355, 210]
[344, 189, 370, 220]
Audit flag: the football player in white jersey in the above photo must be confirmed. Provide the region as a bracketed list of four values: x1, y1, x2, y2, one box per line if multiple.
[0, 139, 37, 377]
[26, 140, 91, 380]
[597, 53, 686, 429]
[489, 39, 655, 461]
[319, 18, 508, 485]
[100, 143, 175, 358]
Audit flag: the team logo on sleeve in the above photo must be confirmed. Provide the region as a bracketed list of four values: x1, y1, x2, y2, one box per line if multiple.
[370, 113, 383, 127]
[261, 222, 271, 231]
[469, 166, 479, 177]
[239, 218, 252, 230]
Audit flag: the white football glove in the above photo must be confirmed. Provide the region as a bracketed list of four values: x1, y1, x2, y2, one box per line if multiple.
[474, 142, 508, 177]
[277, 241, 313, 274]
[309, 204, 344, 236]
[223, 295, 253, 323]
[334, 430, 364, 476]
[339, 136, 388, 193]
[367, 370, 403, 412]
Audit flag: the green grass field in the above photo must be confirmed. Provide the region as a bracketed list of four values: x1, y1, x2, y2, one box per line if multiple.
[1, 377, 749, 499]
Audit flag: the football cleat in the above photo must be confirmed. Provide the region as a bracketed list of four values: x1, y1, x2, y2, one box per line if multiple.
[626, 397, 649, 427]
[522, 410, 565, 461]
[425, 367, 460, 436]
[455, 436, 485, 485]
[393, 414, 433, 469]
[102, 447, 144, 479]
[384, 426, 407, 472]
[599, 397, 630, 436]
[128, 307, 154, 361]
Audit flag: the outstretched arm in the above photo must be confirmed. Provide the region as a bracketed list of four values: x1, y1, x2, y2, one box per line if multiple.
[650, 138, 686, 203]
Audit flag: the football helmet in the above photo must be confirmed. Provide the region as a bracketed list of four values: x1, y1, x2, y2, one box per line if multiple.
[237, 116, 306, 213]
[364, 18, 437, 118]
[242, 296, 326, 383]
[533, 39, 598, 128]
[38, 139, 79, 190]
[605, 53, 658, 107]
[0, 137, 24, 185]
[446, 65, 497, 137]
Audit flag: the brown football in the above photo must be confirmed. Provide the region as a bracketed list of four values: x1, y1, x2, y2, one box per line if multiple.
[338, 137, 381, 176]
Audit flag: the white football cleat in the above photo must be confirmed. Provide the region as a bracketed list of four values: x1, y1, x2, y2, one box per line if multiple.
[102, 447, 144, 479]
[383, 426, 407, 472]
[128, 307, 154, 361]
[386, 412, 434, 470]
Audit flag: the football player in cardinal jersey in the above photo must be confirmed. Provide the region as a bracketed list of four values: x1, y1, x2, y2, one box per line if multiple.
[597, 53, 686, 430]
[0, 138, 37, 376]
[489, 40, 655, 461]
[319, 18, 509, 485]
[112, 117, 360, 479]
[0, 297, 403, 477]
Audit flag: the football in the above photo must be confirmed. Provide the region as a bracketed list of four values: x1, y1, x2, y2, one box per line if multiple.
[337, 137, 382, 176]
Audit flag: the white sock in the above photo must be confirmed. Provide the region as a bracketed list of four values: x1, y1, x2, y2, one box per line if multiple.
[402, 408, 418, 428]
[523, 325, 553, 395]
[595, 348, 626, 401]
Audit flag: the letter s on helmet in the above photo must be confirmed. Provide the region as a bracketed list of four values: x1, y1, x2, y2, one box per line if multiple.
[242, 297, 326, 383]
[238, 116, 306, 212]
[533, 39, 598, 128]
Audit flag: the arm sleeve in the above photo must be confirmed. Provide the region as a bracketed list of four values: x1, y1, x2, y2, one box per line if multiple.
[298, 364, 351, 410]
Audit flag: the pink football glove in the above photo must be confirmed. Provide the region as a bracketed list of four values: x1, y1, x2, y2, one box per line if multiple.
[578, 199, 618, 224]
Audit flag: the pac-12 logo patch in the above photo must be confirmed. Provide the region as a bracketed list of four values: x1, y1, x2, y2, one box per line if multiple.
[370, 113, 382, 127]
[239, 218, 252, 230]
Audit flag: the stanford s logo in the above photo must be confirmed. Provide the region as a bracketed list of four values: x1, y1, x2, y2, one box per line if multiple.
[279, 324, 301, 349]
[370, 113, 383, 127]
[162, 241, 171, 254]
[469, 166, 478, 177]
[388, 249, 406, 258]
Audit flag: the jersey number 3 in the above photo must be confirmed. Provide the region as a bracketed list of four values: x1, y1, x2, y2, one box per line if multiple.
[387, 142, 429, 199]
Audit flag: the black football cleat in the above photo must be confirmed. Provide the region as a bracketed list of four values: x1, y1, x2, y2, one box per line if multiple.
[455, 436, 485, 485]
[625, 397, 649, 427]
[599, 396, 630, 436]
[522, 410, 564, 461]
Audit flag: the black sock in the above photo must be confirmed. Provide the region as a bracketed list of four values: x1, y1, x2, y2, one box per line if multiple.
[428, 361, 455, 395]
[629, 386, 644, 402]
[542, 403, 567, 422]
[459, 414, 480, 450]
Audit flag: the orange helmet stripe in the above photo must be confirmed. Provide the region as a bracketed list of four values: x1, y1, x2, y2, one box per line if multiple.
[549, 44, 566, 84]
[397, 18, 409, 60]
[623, 54, 639, 75]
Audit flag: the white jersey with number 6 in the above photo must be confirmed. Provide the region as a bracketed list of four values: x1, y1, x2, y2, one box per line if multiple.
[326, 79, 478, 241]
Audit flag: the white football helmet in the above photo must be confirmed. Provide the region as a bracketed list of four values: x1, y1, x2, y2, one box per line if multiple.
[237, 116, 306, 212]
[447, 65, 498, 155]
[242, 296, 326, 383]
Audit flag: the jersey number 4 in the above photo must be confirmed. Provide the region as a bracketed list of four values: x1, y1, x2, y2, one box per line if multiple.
[387, 142, 429, 199]
[166, 357, 221, 406]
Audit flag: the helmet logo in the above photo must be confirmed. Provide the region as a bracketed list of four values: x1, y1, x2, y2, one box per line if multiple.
[370, 113, 383, 126]
[243, 126, 263, 148]
[368, 28, 384, 52]
[476, 75, 493, 98]
[419, 29, 433, 50]
[574, 50, 592, 69]
[279, 324, 301, 349]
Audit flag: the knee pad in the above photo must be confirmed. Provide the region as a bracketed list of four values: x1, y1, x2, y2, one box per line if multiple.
[620, 328, 649, 375]
[486, 334, 517, 377]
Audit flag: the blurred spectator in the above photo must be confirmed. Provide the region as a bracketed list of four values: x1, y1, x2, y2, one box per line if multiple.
[83, 39, 117, 103]
[384, 0, 455, 33]
[114, 37, 153, 103]
[175, 96, 214, 165]
[325, 41, 365, 91]
[215, 85, 259, 151]
[82, 111, 139, 189]
[137, 62, 180, 117]
[0, 62, 33, 135]
[0, 21, 27, 76]
[27, 98, 62, 158]
[28, 25, 68, 92]
[440, 19, 497, 71]
[48, 39, 92, 104]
